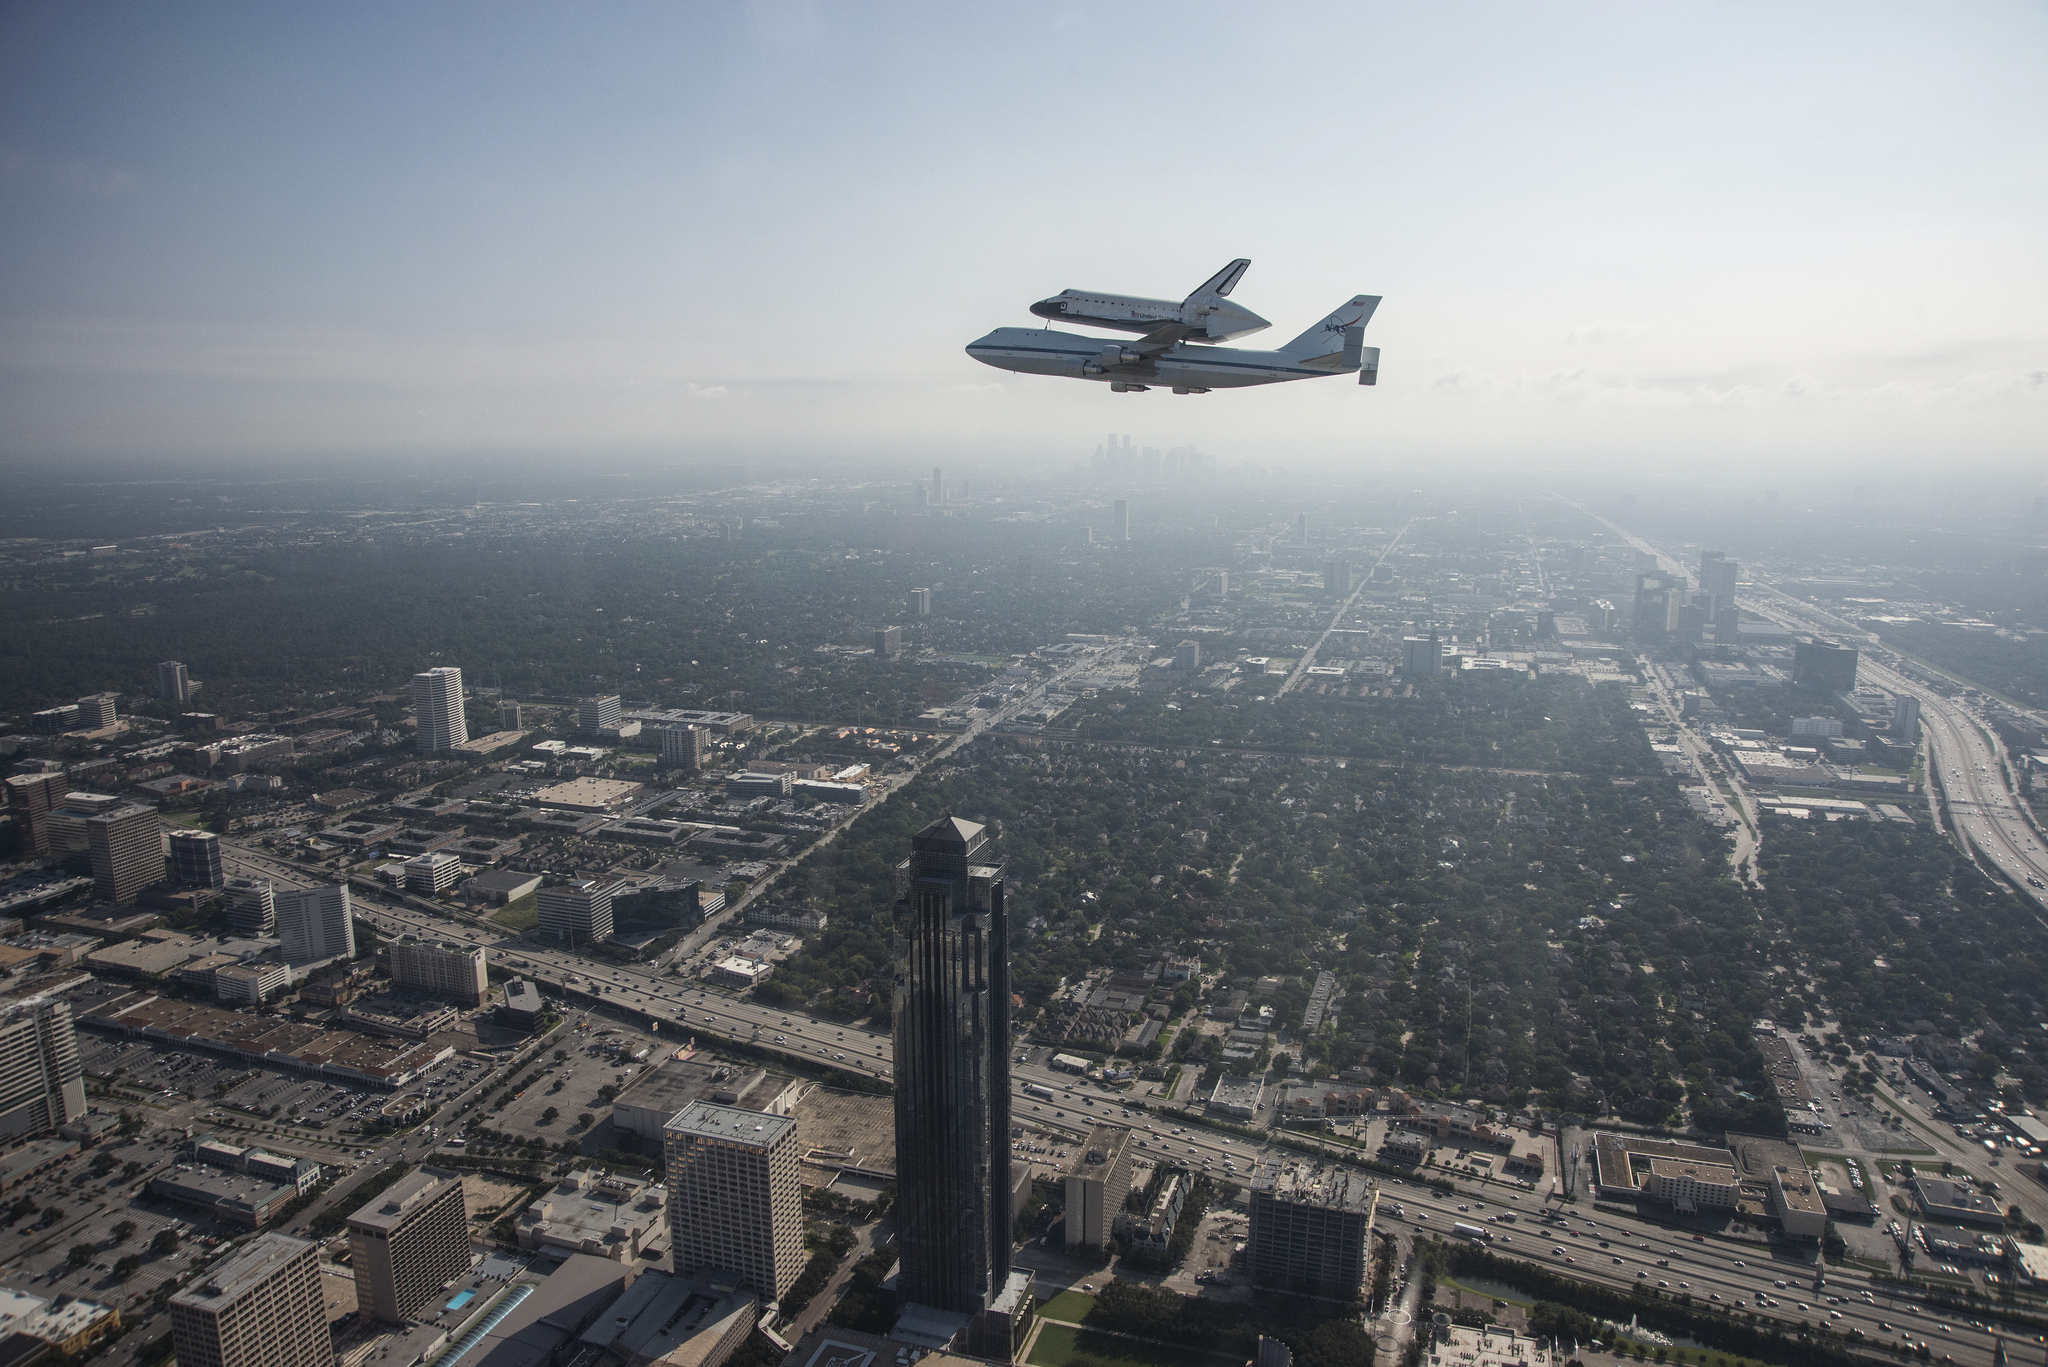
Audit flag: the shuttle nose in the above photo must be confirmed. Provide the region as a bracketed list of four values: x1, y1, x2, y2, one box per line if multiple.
[1028, 298, 1065, 320]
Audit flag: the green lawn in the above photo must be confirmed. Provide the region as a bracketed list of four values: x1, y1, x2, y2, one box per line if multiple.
[1036, 1290, 1098, 1323]
[491, 892, 538, 930]
[1026, 1324, 1231, 1367]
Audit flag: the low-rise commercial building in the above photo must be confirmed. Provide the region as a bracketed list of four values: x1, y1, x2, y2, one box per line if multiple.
[609, 1056, 799, 1141]
[518, 1170, 668, 1263]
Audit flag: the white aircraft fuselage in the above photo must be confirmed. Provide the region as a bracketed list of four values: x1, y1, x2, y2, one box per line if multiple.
[966, 325, 1376, 393]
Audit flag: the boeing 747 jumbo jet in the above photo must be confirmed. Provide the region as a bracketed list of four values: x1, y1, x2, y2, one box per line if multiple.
[967, 289, 1381, 394]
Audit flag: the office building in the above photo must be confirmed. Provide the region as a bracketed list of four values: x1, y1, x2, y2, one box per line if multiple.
[1892, 695, 1922, 745]
[910, 587, 931, 616]
[497, 700, 522, 731]
[4, 773, 67, 860]
[578, 695, 623, 734]
[1699, 551, 1739, 611]
[1401, 634, 1442, 678]
[346, 1170, 469, 1323]
[659, 724, 706, 772]
[401, 851, 463, 896]
[168, 1233, 334, 1367]
[88, 804, 163, 903]
[1113, 500, 1130, 542]
[1294, 513, 1308, 543]
[664, 1102, 805, 1299]
[1632, 571, 1682, 639]
[874, 626, 902, 660]
[75, 694, 119, 730]
[1247, 1160, 1376, 1299]
[159, 660, 191, 702]
[411, 667, 468, 754]
[892, 815, 1011, 1314]
[1790, 716, 1844, 739]
[929, 466, 944, 506]
[389, 940, 489, 1007]
[1793, 638, 1859, 693]
[1324, 560, 1351, 596]
[1062, 1125, 1134, 1252]
[169, 829, 225, 888]
[0, 998, 87, 1141]
[1175, 640, 1200, 672]
[275, 884, 355, 964]
[538, 880, 613, 947]
[224, 878, 276, 937]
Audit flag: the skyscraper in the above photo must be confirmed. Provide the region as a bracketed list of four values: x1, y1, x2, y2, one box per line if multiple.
[497, 700, 522, 731]
[1698, 551, 1739, 611]
[169, 829, 225, 888]
[1632, 571, 1682, 639]
[1247, 1160, 1376, 1298]
[874, 626, 902, 660]
[88, 804, 163, 903]
[4, 773, 67, 860]
[1324, 559, 1352, 595]
[411, 667, 467, 753]
[930, 466, 943, 506]
[1113, 500, 1130, 542]
[275, 885, 355, 964]
[169, 1233, 335, 1367]
[159, 660, 191, 702]
[660, 724, 705, 771]
[1401, 634, 1442, 678]
[76, 694, 119, 729]
[0, 998, 86, 1141]
[1792, 638, 1859, 693]
[1891, 695, 1922, 746]
[892, 815, 1010, 1314]
[538, 880, 614, 946]
[224, 878, 276, 936]
[389, 940, 489, 1007]
[664, 1101, 805, 1299]
[346, 1171, 469, 1323]
[578, 694, 622, 734]
[910, 587, 931, 616]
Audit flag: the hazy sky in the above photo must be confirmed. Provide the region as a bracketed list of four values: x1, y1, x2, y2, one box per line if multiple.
[2, 3, 2043, 477]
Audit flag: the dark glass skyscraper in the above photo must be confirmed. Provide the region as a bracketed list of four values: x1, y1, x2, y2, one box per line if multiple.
[891, 814, 1011, 1314]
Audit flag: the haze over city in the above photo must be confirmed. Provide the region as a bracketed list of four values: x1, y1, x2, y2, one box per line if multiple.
[2, 2, 2044, 477]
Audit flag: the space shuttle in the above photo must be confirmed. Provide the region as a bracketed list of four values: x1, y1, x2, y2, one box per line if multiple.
[1028, 258, 1271, 343]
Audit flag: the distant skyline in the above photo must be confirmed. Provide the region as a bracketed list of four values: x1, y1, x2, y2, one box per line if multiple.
[2, 3, 2044, 478]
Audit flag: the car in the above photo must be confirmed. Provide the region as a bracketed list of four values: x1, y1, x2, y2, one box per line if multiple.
[1636, 1271, 1647, 1279]
[1614, 1257, 1625, 1265]
[1553, 1247, 1565, 1256]
[1080, 1283, 1095, 1292]
[1710, 1294, 1721, 1302]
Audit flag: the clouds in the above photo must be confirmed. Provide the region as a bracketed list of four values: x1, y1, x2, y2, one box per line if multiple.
[1561, 321, 1649, 346]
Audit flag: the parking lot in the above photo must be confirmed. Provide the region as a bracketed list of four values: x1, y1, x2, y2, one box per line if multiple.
[473, 1018, 664, 1149]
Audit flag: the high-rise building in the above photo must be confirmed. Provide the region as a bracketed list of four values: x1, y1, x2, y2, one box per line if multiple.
[1247, 1160, 1376, 1298]
[497, 700, 522, 731]
[169, 1232, 335, 1367]
[1698, 551, 1739, 611]
[346, 1171, 469, 1323]
[1294, 513, 1307, 544]
[1324, 560, 1352, 595]
[75, 694, 119, 729]
[4, 773, 67, 860]
[1632, 572, 1682, 639]
[1793, 638, 1859, 693]
[1175, 640, 1200, 672]
[930, 466, 944, 507]
[389, 940, 488, 1007]
[910, 587, 931, 616]
[1400, 634, 1442, 678]
[169, 829, 225, 888]
[874, 626, 902, 660]
[275, 884, 355, 964]
[892, 815, 1010, 1314]
[1113, 500, 1130, 542]
[0, 998, 86, 1141]
[1891, 695, 1922, 745]
[88, 804, 163, 903]
[159, 660, 191, 702]
[224, 878, 276, 937]
[660, 724, 706, 771]
[538, 880, 613, 946]
[578, 694, 622, 734]
[664, 1101, 805, 1299]
[1062, 1125, 1133, 1252]
[411, 668, 467, 754]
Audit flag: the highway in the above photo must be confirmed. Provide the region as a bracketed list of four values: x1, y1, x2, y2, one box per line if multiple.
[1278, 520, 1412, 697]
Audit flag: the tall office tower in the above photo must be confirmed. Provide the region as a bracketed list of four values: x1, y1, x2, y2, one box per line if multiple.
[538, 880, 613, 946]
[346, 1171, 469, 1323]
[1294, 513, 1308, 544]
[664, 1101, 805, 1299]
[930, 466, 944, 506]
[275, 885, 355, 964]
[1793, 638, 1859, 693]
[0, 998, 87, 1141]
[1891, 695, 1922, 745]
[4, 773, 67, 859]
[1324, 559, 1352, 595]
[1247, 1160, 1376, 1298]
[660, 724, 706, 772]
[1671, 594, 1712, 645]
[224, 877, 277, 937]
[169, 1233, 335, 1367]
[1175, 640, 1201, 672]
[1400, 634, 1442, 678]
[1215, 570, 1228, 597]
[497, 700, 521, 731]
[389, 940, 489, 1007]
[159, 660, 191, 702]
[1113, 500, 1130, 542]
[75, 694, 119, 729]
[1698, 551, 1740, 611]
[874, 626, 902, 660]
[411, 667, 467, 754]
[910, 587, 931, 616]
[88, 804, 163, 903]
[892, 815, 1010, 1314]
[1713, 605, 1742, 644]
[1062, 1125, 1133, 1252]
[168, 829, 225, 888]
[1631, 571, 1681, 639]
[578, 694, 622, 734]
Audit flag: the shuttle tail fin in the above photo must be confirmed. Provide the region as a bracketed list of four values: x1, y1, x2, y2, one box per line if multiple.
[1280, 295, 1381, 357]
[1185, 258, 1250, 303]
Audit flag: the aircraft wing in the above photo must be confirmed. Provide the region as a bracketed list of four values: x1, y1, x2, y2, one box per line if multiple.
[1128, 322, 1196, 355]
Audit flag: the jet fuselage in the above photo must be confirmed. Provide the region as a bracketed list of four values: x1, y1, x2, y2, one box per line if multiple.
[967, 326, 1369, 393]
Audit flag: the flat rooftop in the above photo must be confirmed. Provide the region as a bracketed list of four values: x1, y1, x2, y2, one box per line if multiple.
[348, 1169, 462, 1235]
[171, 1232, 313, 1309]
[531, 778, 644, 812]
[1251, 1159, 1377, 1214]
[1064, 1124, 1134, 1179]
[664, 1100, 796, 1149]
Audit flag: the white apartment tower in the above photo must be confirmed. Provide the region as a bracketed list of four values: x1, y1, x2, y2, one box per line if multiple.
[664, 1101, 805, 1299]
[276, 884, 355, 965]
[169, 1233, 335, 1367]
[660, 724, 705, 771]
[0, 998, 87, 1142]
[411, 668, 467, 754]
[388, 940, 489, 1007]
